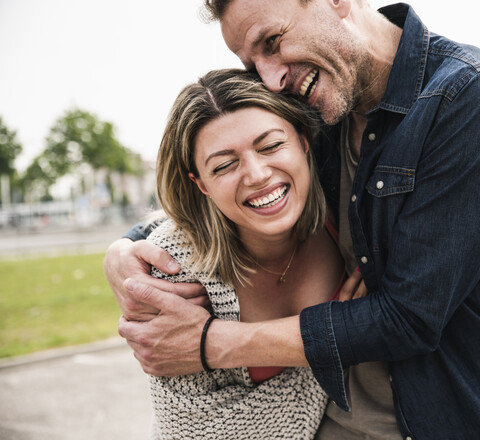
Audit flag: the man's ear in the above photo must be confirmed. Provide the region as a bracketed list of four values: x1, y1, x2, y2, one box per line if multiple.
[330, 0, 352, 19]
[188, 172, 210, 197]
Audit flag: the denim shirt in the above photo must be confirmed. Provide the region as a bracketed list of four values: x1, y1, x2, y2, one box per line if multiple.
[301, 3, 480, 439]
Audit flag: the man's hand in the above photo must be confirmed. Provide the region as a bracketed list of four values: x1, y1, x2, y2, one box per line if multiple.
[104, 238, 209, 321]
[118, 279, 212, 376]
[337, 267, 368, 302]
[118, 278, 309, 376]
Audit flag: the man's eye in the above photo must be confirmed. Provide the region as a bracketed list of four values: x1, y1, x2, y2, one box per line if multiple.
[265, 35, 280, 52]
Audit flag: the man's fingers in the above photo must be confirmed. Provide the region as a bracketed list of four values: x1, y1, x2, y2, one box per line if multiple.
[118, 314, 143, 342]
[120, 325, 164, 375]
[124, 278, 166, 311]
[125, 273, 208, 306]
[123, 278, 192, 313]
[338, 269, 363, 302]
[134, 274, 207, 300]
[118, 315, 159, 349]
[121, 288, 159, 320]
[353, 281, 368, 299]
[187, 295, 211, 308]
[131, 349, 163, 376]
[131, 240, 181, 274]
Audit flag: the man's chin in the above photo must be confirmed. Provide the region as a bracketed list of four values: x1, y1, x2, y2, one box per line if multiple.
[318, 109, 348, 126]
[315, 99, 351, 126]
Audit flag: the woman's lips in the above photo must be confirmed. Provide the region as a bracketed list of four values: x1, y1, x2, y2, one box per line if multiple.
[245, 184, 288, 208]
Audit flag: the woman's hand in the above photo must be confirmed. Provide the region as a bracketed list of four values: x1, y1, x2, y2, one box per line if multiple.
[337, 267, 368, 302]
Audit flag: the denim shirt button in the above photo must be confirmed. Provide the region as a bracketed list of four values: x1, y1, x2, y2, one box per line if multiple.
[351, 194, 357, 203]
[368, 132, 376, 141]
[406, 437, 412, 440]
[361, 256, 368, 264]
[376, 180, 384, 189]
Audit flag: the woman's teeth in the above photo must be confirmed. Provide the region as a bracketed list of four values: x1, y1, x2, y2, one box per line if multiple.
[247, 186, 287, 208]
[299, 69, 318, 98]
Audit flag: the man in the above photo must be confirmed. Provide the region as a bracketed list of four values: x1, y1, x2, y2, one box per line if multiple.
[104, 1, 480, 438]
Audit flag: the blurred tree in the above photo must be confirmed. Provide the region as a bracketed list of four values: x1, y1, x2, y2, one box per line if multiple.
[44, 109, 139, 175]
[20, 109, 142, 200]
[0, 117, 23, 205]
[18, 157, 56, 201]
[0, 117, 22, 175]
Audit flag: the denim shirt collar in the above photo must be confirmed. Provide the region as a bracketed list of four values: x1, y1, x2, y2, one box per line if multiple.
[374, 3, 430, 115]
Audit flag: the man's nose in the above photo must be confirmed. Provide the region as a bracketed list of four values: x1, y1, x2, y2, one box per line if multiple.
[255, 58, 288, 93]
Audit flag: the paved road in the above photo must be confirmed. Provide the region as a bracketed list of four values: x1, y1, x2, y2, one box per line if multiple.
[0, 224, 153, 439]
[0, 339, 152, 440]
[0, 223, 132, 258]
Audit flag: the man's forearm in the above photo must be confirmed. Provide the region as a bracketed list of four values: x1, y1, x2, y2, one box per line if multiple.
[206, 316, 308, 369]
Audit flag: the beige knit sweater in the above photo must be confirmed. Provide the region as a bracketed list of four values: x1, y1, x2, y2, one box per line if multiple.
[146, 219, 328, 440]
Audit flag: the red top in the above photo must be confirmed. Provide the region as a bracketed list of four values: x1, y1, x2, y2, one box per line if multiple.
[248, 220, 346, 383]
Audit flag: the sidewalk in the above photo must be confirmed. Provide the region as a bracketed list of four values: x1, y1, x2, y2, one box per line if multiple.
[0, 223, 132, 258]
[0, 338, 152, 440]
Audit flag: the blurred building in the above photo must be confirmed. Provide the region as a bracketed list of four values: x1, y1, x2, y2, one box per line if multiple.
[0, 160, 157, 231]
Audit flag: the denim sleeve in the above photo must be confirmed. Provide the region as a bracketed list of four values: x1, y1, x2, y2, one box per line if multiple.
[123, 214, 168, 241]
[300, 302, 351, 411]
[122, 222, 149, 241]
[300, 74, 480, 409]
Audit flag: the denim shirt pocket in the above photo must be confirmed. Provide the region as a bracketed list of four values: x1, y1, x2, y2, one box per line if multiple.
[366, 166, 415, 197]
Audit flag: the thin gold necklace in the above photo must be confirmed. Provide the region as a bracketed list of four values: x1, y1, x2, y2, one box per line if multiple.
[255, 242, 298, 283]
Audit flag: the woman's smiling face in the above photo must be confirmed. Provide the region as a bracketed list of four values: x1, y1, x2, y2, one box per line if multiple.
[189, 106, 311, 242]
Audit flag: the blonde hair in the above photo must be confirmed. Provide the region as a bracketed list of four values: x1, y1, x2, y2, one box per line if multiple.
[157, 69, 325, 285]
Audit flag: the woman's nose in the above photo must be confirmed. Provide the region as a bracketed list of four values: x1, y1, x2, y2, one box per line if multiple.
[243, 157, 272, 186]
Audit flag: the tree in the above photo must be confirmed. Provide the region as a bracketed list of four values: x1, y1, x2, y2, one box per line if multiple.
[0, 117, 23, 205]
[0, 117, 22, 175]
[20, 108, 141, 200]
[18, 157, 56, 202]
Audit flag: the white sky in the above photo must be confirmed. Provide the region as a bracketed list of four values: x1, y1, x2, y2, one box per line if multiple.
[1, 0, 479, 171]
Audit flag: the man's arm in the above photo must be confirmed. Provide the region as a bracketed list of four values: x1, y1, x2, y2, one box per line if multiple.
[208, 315, 308, 369]
[301, 72, 480, 410]
[117, 279, 308, 376]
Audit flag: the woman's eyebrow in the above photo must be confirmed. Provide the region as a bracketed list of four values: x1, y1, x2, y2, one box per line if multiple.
[252, 128, 285, 145]
[204, 149, 235, 167]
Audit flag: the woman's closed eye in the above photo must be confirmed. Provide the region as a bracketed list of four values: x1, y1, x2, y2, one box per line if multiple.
[212, 159, 238, 175]
[212, 142, 284, 174]
[259, 142, 284, 154]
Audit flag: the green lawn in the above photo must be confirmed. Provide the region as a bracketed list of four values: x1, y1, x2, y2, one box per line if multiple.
[0, 253, 122, 359]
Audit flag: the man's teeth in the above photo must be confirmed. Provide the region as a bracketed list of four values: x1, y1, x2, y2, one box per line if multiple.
[248, 186, 287, 208]
[299, 69, 318, 97]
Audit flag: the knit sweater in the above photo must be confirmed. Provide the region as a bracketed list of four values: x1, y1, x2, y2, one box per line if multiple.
[146, 219, 328, 440]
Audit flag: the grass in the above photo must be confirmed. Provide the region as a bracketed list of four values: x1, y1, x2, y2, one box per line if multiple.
[0, 252, 122, 359]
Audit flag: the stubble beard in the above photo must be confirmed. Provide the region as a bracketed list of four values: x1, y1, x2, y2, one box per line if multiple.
[318, 49, 371, 125]
[309, 77, 354, 126]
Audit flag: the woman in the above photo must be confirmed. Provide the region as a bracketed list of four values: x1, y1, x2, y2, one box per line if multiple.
[146, 68, 356, 439]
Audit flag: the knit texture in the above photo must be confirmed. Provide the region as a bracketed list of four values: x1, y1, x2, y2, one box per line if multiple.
[147, 219, 328, 439]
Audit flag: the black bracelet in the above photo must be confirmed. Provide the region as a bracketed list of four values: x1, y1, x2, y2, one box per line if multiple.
[200, 315, 217, 372]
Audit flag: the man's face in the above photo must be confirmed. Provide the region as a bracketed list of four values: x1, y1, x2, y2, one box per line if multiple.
[221, 0, 363, 125]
